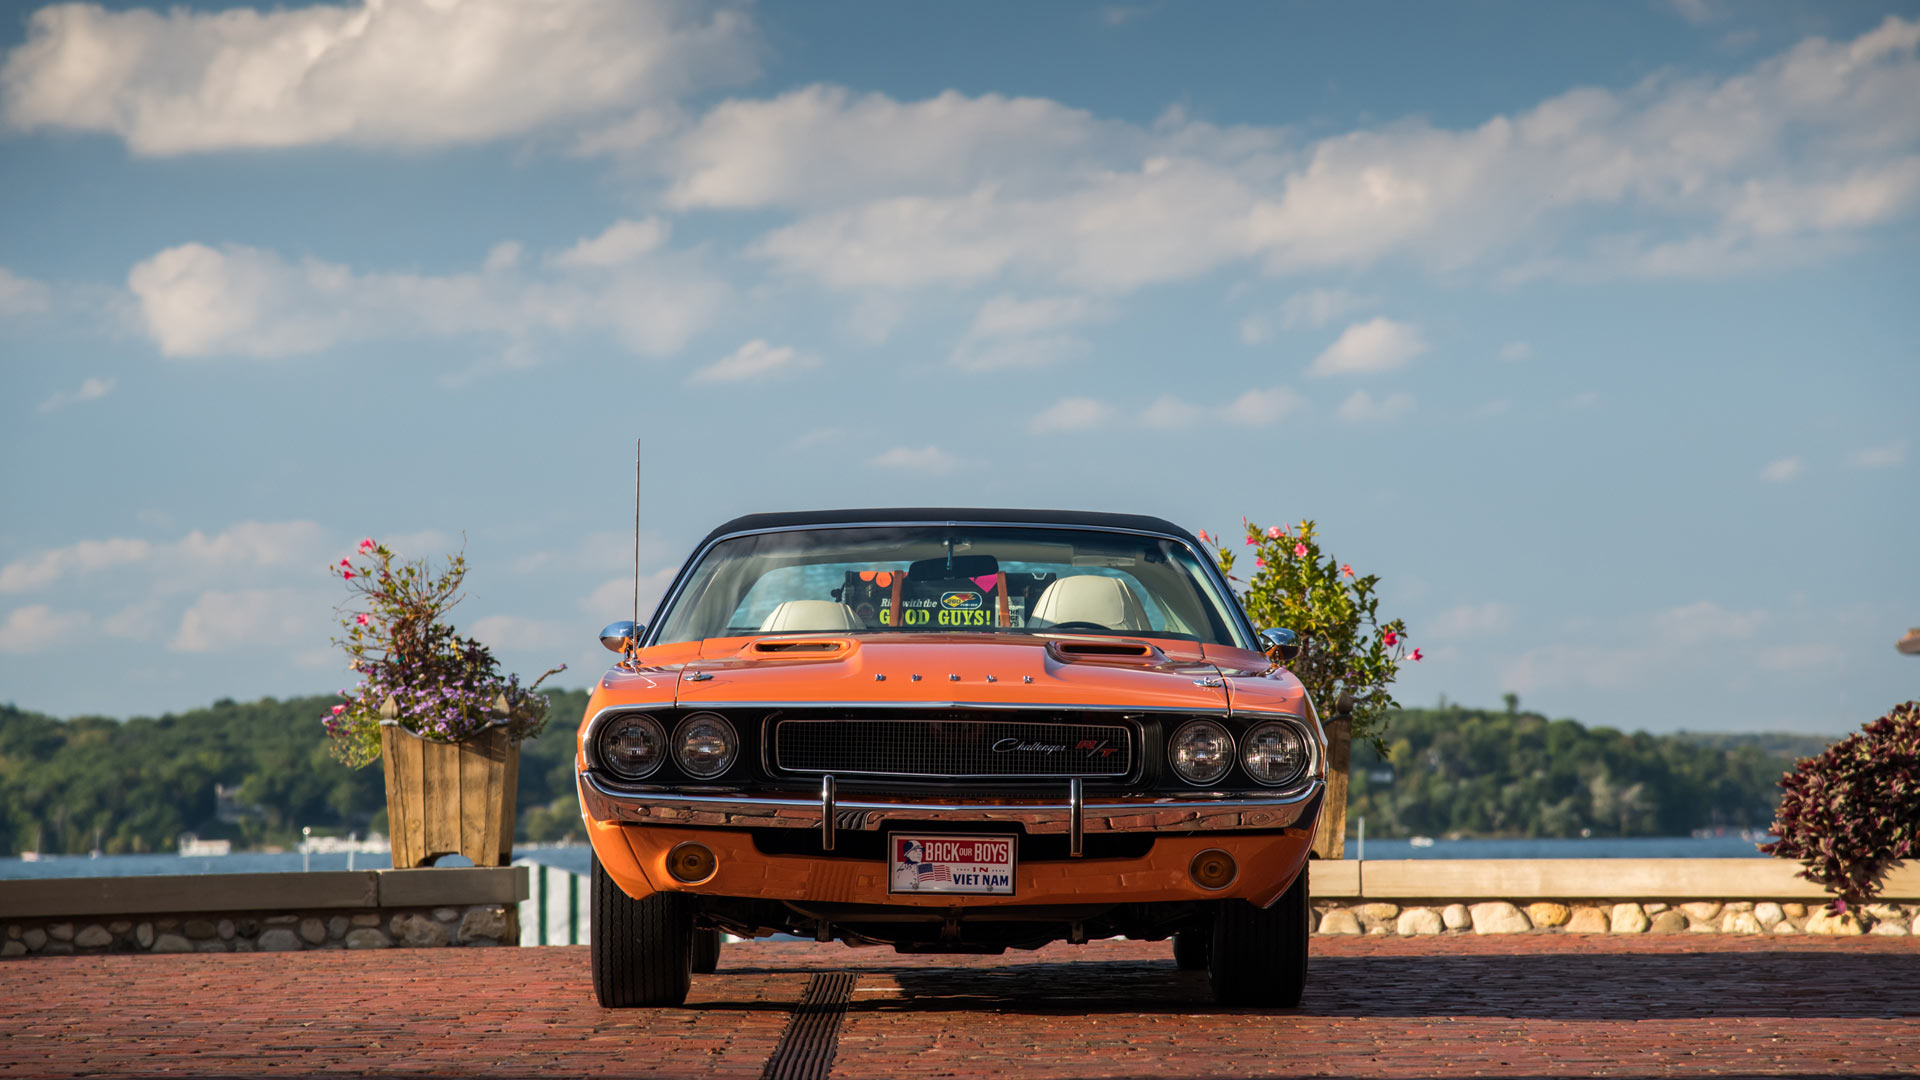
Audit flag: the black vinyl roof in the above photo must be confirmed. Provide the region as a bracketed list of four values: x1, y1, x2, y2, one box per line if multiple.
[697, 508, 1201, 549]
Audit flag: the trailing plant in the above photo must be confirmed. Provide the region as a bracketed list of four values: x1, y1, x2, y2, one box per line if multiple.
[323, 538, 563, 768]
[1761, 700, 1918, 912]
[1202, 519, 1415, 756]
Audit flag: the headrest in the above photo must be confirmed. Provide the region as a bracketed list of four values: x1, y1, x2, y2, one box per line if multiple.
[758, 600, 865, 633]
[1030, 575, 1152, 632]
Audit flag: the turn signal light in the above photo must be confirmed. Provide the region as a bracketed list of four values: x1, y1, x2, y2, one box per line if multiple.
[1189, 848, 1237, 890]
[667, 842, 718, 884]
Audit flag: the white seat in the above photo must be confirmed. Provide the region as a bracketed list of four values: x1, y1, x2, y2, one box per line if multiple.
[758, 600, 865, 633]
[1030, 575, 1152, 631]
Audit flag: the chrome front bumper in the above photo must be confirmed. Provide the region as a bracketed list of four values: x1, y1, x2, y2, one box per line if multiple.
[579, 771, 1321, 856]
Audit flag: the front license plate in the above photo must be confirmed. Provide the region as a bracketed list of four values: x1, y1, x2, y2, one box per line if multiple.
[887, 832, 1016, 895]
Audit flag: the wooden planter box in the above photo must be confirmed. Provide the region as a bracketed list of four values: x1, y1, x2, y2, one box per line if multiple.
[380, 725, 520, 869]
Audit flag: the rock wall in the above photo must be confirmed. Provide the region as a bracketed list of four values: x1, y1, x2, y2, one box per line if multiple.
[1314, 899, 1918, 936]
[2, 903, 518, 957]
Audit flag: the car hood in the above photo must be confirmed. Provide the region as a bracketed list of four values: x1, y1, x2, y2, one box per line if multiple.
[660, 633, 1232, 712]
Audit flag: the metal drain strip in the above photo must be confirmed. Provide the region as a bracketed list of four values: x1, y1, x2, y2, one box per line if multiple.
[761, 972, 857, 1080]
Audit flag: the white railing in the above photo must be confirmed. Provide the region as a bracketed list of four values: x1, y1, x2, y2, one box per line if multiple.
[513, 859, 590, 946]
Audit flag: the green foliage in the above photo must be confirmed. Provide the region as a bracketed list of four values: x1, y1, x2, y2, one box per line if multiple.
[1347, 704, 1820, 838]
[1208, 519, 1412, 753]
[326, 537, 563, 766]
[0, 689, 597, 855]
[1762, 700, 1918, 910]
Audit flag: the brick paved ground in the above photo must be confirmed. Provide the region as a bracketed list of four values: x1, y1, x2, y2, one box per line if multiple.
[4, 935, 1916, 1078]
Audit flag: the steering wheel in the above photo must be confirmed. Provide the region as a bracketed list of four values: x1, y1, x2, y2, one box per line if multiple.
[1044, 620, 1113, 633]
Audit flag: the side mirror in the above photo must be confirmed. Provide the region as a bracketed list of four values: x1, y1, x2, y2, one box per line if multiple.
[1259, 627, 1300, 662]
[599, 620, 642, 654]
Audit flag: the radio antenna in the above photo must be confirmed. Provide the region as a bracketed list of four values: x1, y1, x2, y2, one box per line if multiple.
[630, 438, 641, 660]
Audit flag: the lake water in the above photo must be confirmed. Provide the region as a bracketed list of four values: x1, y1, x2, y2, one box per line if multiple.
[1, 834, 1770, 880]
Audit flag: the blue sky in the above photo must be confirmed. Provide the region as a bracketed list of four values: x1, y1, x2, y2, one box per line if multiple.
[1, 0, 1915, 735]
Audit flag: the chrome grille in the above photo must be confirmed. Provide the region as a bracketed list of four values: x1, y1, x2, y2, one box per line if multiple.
[772, 717, 1133, 779]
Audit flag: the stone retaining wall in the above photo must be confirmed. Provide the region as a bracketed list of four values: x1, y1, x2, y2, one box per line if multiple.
[0, 867, 527, 960]
[1314, 899, 1919, 937]
[3, 903, 517, 956]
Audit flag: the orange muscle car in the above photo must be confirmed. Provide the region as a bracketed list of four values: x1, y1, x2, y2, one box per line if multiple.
[576, 509, 1325, 1006]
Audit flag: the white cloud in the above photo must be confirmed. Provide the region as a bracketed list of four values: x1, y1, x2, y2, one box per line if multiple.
[950, 333, 1088, 372]
[547, 219, 669, 269]
[1, 537, 153, 593]
[0, 521, 326, 594]
[1502, 600, 1771, 693]
[687, 339, 817, 384]
[1140, 395, 1207, 430]
[469, 614, 574, 653]
[791, 426, 845, 450]
[1223, 386, 1306, 426]
[1309, 318, 1427, 377]
[1282, 287, 1373, 329]
[732, 19, 1920, 296]
[1760, 457, 1805, 482]
[1030, 397, 1115, 433]
[582, 566, 678, 622]
[0, 0, 757, 155]
[1427, 602, 1513, 639]
[654, 85, 1111, 210]
[871, 445, 964, 473]
[0, 266, 50, 316]
[1336, 389, 1415, 422]
[36, 376, 116, 414]
[1849, 439, 1906, 469]
[1754, 642, 1848, 673]
[126, 237, 727, 360]
[1499, 341, 1533, 362]
[968, 294, 1105, 338]
[0, 604, 91, 653]
[170, 588, 313, 653]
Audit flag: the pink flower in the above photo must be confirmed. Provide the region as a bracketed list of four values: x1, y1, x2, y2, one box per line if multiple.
[1410, 648, 1423, 662]
[1196, 530, 1212, 544]
[1266, 526, 1283, 539]
[355, 613, 369, 626]
[1383, 630, 1398, 646]
[1255, 557, 1266, 568]
[1340, 563, 1354, 577]
[339, 558, 351, 567]
[358, 538, 375, 553]
[342, 571, 353, 580]
[1292, 543, 1308, 558]
[330, 704, 346, 715]
[1245, 535, 1256, 545]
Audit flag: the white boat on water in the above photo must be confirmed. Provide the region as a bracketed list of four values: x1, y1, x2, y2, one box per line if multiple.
[178, 834, 232, 856]
[297, 832, 389, 855]
[19, 851, 41, 862]
[1409, 836, 1436, 848]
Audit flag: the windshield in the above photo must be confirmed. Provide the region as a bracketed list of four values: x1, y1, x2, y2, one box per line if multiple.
[651, 525, 1252, 649]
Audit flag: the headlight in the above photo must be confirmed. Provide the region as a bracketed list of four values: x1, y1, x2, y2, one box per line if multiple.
[1168, 719, 1234, 786]
[1241, 720, 1309, 787]
[673, 713, 738, 779]
[596, 713, 665, 780]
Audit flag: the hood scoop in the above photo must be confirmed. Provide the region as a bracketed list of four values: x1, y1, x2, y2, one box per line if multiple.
[1046, 639, 1165, 665]
[743, 637, 855, 659]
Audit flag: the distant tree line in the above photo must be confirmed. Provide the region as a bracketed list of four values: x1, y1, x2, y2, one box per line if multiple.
[1, 691, 1831, 854]
[1346, 699, 1833, 838]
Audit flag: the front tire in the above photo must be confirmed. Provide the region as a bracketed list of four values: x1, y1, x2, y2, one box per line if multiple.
[1208, 862, 1308, 1007]
[591, 852, 692, 1007]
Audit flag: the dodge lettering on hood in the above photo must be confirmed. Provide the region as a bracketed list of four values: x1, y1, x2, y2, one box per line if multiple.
[577, 508, 1324, 1007]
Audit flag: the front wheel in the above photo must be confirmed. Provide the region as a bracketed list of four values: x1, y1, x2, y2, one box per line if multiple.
[590, 853, 692, 1007]
[1208, 862, 1308, 1007]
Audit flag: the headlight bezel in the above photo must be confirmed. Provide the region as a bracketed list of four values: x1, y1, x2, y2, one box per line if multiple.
[594, 711, 667, 781]
[672, 711, 740, 780]
[1239, 719, 1311, 788]
[1167, 718, 1236, 787]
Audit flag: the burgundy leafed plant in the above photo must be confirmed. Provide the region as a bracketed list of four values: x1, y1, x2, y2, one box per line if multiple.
[1761, 700, 1919, 912]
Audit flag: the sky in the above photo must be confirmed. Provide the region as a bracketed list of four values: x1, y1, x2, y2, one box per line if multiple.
[1, 0, 1915, 736]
